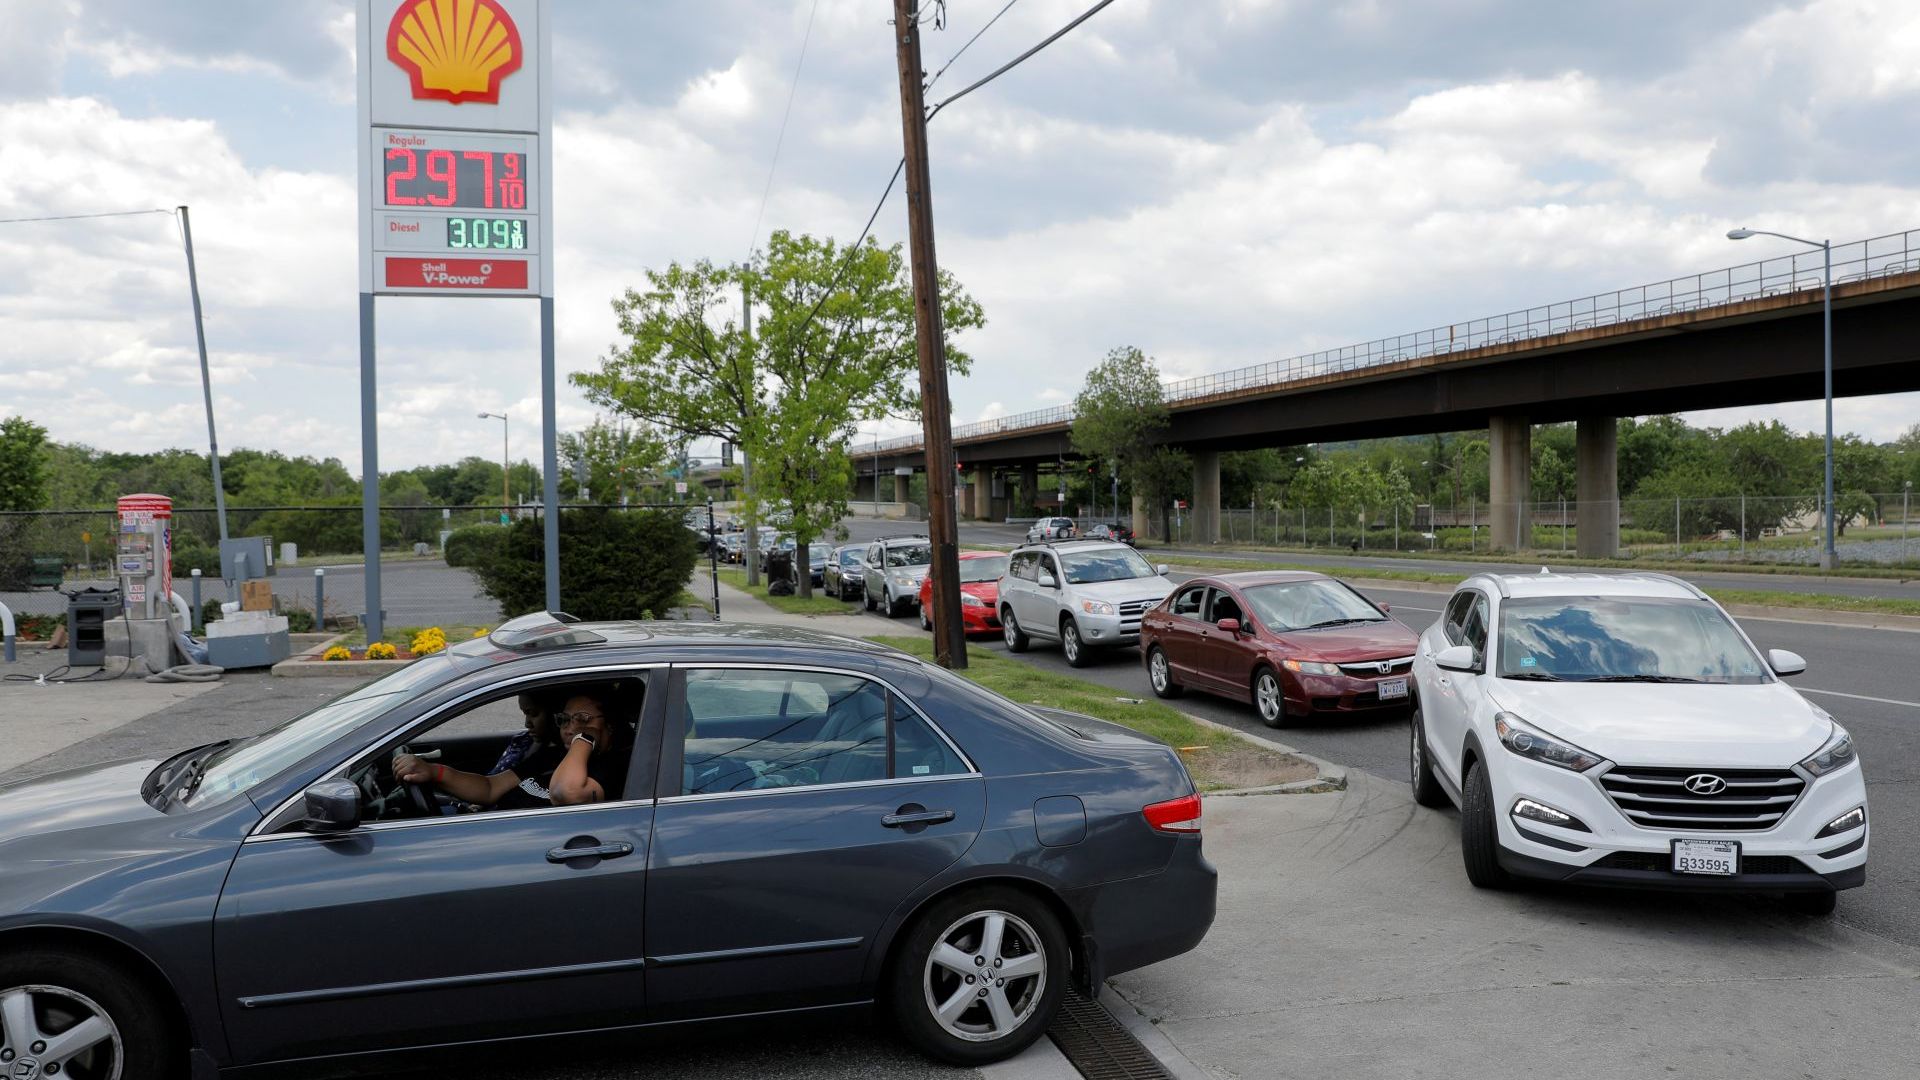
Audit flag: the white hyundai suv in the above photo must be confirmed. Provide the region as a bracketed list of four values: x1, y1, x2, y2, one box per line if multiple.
[1409, 572, 1866, 914]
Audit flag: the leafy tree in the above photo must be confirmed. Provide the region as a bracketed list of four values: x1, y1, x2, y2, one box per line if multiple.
[0, 417, 52, 511]
[1132, 448, 1192, 541]
[560, 417, 669, 503]
[1071, 347, 1169, 493]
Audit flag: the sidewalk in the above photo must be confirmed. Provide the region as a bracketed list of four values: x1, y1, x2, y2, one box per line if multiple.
[706, 576, 920, 639]
[1110, 769, 1920, 1080]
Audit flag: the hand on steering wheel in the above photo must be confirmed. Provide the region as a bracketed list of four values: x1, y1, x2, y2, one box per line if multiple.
[391, 748, 440, 817]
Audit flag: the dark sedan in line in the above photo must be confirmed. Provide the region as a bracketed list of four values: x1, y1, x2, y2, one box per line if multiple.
[1140, 571, 1420, 727]
[0, 614, 1215, 1077]
[824, 543, 866, 599]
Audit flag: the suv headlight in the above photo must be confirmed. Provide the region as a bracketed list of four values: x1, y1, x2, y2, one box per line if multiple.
[1282, 659, 1339, 676]
[1799, 724, 1856, 777]
[1080, 599, 1115, 616]
[1494, 712, 1603, 773]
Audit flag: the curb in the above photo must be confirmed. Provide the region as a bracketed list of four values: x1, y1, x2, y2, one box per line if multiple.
[1096, 985, 1214, 1080]
[271, 632, 420, 678]
[1181, 710, 1349, 792]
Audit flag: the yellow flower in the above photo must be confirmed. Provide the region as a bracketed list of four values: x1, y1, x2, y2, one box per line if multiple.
[411, 632, 446, 656]
[472, 627, 490, 637]
[366, 642, 398, 660]
[322, 646, 351, 662]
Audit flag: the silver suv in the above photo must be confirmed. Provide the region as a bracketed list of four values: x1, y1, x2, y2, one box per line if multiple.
[999, 540, 1175, 666]
[861, 536, 933, 617]
[1026, 516, 1077, 542]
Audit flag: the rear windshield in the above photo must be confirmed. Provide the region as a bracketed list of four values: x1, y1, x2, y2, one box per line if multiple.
[1496, 596, 1769, 684]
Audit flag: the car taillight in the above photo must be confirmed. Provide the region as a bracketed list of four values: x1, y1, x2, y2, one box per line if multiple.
[1143, 793, 1202, 833]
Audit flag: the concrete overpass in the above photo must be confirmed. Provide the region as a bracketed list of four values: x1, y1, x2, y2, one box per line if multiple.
[858, 228, 1920, 555]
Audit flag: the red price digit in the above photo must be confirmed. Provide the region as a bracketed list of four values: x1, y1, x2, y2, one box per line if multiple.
[385, 148, 418, 206]
[424, 149, 457, 206]
[463, 151, 496, 208]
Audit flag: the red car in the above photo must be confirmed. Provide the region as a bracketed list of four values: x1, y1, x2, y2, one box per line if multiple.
[1138, 571, 1419, 728]
[918, 551, 1012, 635]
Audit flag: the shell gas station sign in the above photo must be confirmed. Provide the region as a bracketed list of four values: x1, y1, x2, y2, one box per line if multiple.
[358, 0, 550, 297]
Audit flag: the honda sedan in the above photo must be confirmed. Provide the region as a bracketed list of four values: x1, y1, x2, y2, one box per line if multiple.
[1141, 571, 1420, 727]
[0, 615, 1214, 1076]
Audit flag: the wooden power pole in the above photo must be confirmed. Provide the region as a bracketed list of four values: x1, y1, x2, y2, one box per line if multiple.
[892, 0, 966, 669]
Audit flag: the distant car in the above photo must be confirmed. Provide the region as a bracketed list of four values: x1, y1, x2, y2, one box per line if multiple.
[1085, 522, 1135, 546]
[862, 536, 934, 617]
[919, 551, 1012, 635]
[998, 540, 1174, 667]
[1141, 571, 1419, 728]
[805, 544, 831, 587]
[719, 533, 746, 564]
[1026, 517, 1076, 542]
[825, 544, 866, 599]
[0, 613, 1216, 1071]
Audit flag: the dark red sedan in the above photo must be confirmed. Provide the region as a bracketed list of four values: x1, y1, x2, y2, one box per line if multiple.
[1139, 571, 1419, 727]
[919, 550, 1011, 635]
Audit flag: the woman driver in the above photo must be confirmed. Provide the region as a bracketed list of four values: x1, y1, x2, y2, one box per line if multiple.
[393, 692, 629, 809]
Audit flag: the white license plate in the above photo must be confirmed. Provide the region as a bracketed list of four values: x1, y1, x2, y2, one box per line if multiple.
[1672, 838, 1740, 876]
[1377, 677, 1408, 700]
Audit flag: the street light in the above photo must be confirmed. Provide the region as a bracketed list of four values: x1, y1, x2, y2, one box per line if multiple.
[478, 412, 509, 524]
[1729, 226, 1836, 569]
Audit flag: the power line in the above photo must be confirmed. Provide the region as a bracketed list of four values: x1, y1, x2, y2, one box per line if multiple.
[926, 0, 1020, 92]
[928, 0, 1116, 121]
[745, 0, 822, 261]
[0, 208, 173, 226]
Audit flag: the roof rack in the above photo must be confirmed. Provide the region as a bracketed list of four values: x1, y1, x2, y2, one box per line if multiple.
[1623, 572, 1708, 599]
[1462, 572, 1510, 599]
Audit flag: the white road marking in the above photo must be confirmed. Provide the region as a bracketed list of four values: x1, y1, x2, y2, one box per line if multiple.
[1797, 687, 1920, 710]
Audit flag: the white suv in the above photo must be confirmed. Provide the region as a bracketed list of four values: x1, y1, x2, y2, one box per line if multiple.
[999, 540, 1174, 667]
[1026, 517, 1076, 542]
[1409, 572, 1866, 915]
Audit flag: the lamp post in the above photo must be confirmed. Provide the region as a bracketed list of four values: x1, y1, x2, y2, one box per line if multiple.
[1729, 226, 1835, 569]
[478, 412, 510, 525]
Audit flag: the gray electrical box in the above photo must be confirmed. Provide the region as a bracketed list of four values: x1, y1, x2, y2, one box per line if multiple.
[220, 536, 277, 581]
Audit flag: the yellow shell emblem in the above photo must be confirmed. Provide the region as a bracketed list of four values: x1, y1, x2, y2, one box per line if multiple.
[387, 0, 524, 105]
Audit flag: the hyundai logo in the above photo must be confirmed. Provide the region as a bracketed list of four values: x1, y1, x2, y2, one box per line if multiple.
[1684, 774, 1728, 795]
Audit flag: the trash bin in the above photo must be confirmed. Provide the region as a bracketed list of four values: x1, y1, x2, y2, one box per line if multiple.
[29, 556, 64, 589]
[67, 586, 122, 668]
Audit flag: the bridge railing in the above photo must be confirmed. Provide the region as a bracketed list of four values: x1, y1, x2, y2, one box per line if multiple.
[873, 227, 1920, 453]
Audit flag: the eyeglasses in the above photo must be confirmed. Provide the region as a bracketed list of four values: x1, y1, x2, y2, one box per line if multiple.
[554, 711, 603, 727]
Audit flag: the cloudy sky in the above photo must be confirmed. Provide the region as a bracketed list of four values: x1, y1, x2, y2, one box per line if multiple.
[2, 0, 1918, 477]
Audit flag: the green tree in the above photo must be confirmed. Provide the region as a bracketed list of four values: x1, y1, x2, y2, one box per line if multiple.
[0, 417, 52, 511]
[560, 417, 669, 504]
[1071, 346, 1168, 481]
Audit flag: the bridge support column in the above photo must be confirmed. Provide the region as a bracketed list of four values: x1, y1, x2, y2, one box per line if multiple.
[1192, 451, 1221, 544]
[1576, 417, 1619, 558]
[893, 472, 910, 504]
[854, 472, 877, 503]
[1021, 463, 1040, 515]
[1131, 494, 1157, 541]
[970, 468, 992, 521]
[1489, 416, 1531, 551]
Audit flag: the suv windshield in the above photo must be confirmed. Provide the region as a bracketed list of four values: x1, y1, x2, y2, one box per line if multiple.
[1060, 547, 1156, 584]
[176, 654, 462, 806]
[960, 555, 1010, 583]
[1243, 580, 1385, 631]
[1496, 596, 1770, 684]
[887, 543, 932, 567]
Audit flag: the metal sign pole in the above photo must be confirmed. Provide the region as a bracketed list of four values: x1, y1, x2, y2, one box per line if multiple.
[178, 205, 229, 543]
[541, 297, 560, 611]
[359, 293, 383, 643]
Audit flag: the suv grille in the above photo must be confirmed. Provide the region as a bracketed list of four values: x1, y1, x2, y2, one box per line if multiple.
[1118, 599, 1155, 633]
[1589, 852, 1811, 875]
[1599, 766, 1805, 832]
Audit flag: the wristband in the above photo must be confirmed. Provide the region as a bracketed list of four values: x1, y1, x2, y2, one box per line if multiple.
[434, 764, 446, 783]
[572, 733, 596, 749]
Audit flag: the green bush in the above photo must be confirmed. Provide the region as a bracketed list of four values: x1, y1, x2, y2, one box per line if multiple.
[171, 533, 220, 575]
[284, 608, 315, 633]
[443, 524, 507, 568]
[469, 508, 696, 621]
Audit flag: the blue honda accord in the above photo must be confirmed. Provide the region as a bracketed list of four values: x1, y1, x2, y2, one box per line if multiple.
[0, 615, 1215, 1078]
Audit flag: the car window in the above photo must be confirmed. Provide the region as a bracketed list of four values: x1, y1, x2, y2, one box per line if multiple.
[1242, 580, 1385, 632]
[1170, 585, 1207, 618]
[679, 670, 961, 794]
[1495, 596, 1770, 683]
[1443, 592, 1475, 645]
[1208, 590, 1243, 624]
[1464, 596, 1490, 662]
[1059, 547, 1158, 584]
[1038, 555, 1060, 583]
[886, 542, 932, 567]
[960, 555, 1010, 583]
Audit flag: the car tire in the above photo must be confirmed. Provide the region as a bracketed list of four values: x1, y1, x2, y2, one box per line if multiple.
[1460, 758, 1513, 889]
[1782, 891, 1838, 917]
[1003, 608, 1029, 652]
[888, 886, 1068, 1067]
[1147, 646, 1183, 698]
[1252, 666, 1288, 728]
[865, 583, 877, 612]
[1409, 703, 1448, 808]
[1061, 618, 1093, 668]
[920, 604, 933, 631]
[0, 949, 179, 1080]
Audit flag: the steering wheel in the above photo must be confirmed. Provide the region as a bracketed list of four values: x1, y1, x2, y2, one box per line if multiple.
[392, 745, 439, 817]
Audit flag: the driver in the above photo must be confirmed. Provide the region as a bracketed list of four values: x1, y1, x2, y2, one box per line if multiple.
[393, 692, 628, 810]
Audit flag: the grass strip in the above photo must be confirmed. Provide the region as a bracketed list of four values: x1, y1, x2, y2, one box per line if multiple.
[1134, 540, 1920, 580]
[872, 637, 1314, 791]
[716, 566, 861, 615]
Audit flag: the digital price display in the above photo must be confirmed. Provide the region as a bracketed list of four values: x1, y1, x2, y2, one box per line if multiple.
[384, 147, 528, 209]
[448, 216, 528, 250]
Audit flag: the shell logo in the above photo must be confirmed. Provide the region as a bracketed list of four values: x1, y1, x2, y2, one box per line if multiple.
[386, 0, 524, 105]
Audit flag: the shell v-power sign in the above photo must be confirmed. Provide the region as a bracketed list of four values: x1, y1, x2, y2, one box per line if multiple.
[358, 0, 551, 297]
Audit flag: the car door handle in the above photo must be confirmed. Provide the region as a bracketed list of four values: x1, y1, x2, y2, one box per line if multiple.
[546, 840, 634, 863]
[882, 809, 955, 828]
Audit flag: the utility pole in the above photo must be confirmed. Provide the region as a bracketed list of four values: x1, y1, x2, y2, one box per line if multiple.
[742, 281, 761, 588]
[893, 0, 965, 669]
[178, 206, 229, 543]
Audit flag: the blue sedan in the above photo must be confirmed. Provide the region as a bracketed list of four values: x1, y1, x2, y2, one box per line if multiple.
[0, 614, 1215, 1075]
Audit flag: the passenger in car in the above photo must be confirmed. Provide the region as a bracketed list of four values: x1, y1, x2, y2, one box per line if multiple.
[486, 691, 558, 777]
[394, 691, 631, 810]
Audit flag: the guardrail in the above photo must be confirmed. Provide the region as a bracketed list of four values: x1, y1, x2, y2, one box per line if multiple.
[875, 226, 1920, 453]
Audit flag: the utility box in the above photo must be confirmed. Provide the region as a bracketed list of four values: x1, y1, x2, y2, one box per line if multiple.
[67, 586, 122, 668]
[116, 494, 173, 620]
[205, 611, 291, 669]
[220, 536, 276, 581]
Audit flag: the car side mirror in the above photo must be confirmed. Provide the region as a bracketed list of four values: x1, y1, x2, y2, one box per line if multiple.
[1377, 601, 1392, 613]
[1768, 648, 1807, 677]
[1216, 617, 1241, 633]
[1156, 564, 1170, 575]
[301, 779, 363, 832]
[1038, 572, 1058, 589]
[1435, 644, 1479, 673]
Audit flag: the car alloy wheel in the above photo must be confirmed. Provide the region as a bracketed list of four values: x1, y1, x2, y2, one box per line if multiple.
[1062, 620, 1091, 667]
[921, 604, 932, 631]
[1148, 646, 1182, 698]
[1003, 609, 1029, 652]
[1254, 668, 1287, 728]
[1409, 705, 1448, 808]
[922, 910, 1047, 1044]
[0, 984, 123, 1080]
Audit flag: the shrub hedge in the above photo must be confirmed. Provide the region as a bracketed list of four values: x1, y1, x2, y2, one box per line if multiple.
[468, 508, 695, 622]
